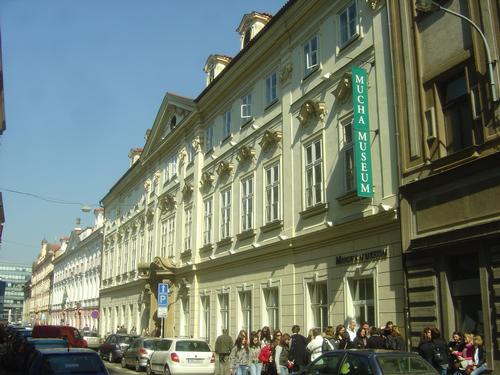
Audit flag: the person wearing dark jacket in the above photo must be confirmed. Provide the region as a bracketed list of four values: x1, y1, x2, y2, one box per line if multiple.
[215, 329, 234, 375]
[367, 327, 385, 349]
[288, 325, 309, 372]
[431, 327, 449, 375]
[351, 327, 368, 349]
[418, 327, 435, 366]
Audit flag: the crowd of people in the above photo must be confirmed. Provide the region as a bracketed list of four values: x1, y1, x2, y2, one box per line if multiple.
[214, 320, 407, 375]
[418, 328, 487, 375]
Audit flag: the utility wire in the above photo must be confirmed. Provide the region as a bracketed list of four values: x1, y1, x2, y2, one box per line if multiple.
[0, 187, 97, 207]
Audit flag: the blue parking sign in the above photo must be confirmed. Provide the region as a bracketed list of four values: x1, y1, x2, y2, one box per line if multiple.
[157, 283, 169, 307]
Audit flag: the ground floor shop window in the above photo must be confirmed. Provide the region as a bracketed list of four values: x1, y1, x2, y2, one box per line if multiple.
[347, 277, 375, 325]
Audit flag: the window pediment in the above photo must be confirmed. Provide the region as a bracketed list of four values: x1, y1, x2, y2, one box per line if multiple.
[297, 100, 327, 126]
[236, 145, 256, 162]
[259, 130, 283, 149]
[216, 161, 234, 176]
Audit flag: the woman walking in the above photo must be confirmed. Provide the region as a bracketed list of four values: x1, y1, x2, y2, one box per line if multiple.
[230, 335, 251, 375]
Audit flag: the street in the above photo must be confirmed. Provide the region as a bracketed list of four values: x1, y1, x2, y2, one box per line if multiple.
[105, 361, 144, 375]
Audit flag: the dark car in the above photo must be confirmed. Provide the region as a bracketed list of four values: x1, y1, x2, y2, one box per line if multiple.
[15, 338, 69, 371]
[27, 348, 109, 375]
[292, 349, 438, 375]
[121, 337, 160, 371]
[98, 333, 138, 362]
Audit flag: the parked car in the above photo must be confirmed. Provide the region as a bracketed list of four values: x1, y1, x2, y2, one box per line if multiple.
[98, 333, 138, 363]
[291, 349, 438, 375]
[83, 330, 102, 350]
[32, 325, 87, 348]
[147, 338, 215, 375]
[3, 327, 33, 369]
[122, 337, 160, 371]
[27, 348, 109, 375]
[15, 338, 69, 371]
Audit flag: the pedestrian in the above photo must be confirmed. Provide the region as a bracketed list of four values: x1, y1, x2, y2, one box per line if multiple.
[215, 328, 233, 375]
[277, 333, 291, 375]
[367, 327, 385, 349]
[130, 326, 137, 335]
[361, 321, 371, 337]
[431, 327, 449, 375]
[306, 328, 323, 362]
[333, 324, 349, 349]
[288, 325, 309, 373]
[346, 320, 357, 342]
[351, 327, 368, 349]
[229, 335, 250, 375]
[418, 327, 434, 366]
[249, 332, 261, 375]
[389, 325, 405, 351]
[261, 326, 272, 346]
[469, 335, 487, 375]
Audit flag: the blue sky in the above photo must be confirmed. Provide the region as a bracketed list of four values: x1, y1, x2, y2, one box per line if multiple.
[0, 0, 285, 264]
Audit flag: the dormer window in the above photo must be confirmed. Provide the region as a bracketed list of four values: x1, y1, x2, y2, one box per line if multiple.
[203, 55, 232, 87]
[170, 115, 177, 130]
[237, 12, 272, 51]
[243, 28, 252, 47]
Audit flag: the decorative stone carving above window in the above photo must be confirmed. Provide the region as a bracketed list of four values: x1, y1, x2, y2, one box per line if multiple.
[192, 136, 203, 154]
[182, 181, 193, 196]
[153, 171, 161, 183]
[297, 100, 327, 126]
[144, 179, 151, 191]
[332, 72, 352, 102]
[200, 171, 214, 187]
[236, 145, 256, 162]
[259, 130, 282, 149]
[178, 148, 188, 164]
[366, 0, 383, 11]
[216, 161, 234, 176]
[159, 194, 176, 212]
[280, 63, 293, 84]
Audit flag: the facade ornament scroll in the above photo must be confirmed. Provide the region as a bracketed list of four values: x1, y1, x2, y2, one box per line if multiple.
[332, 72, 352, 102]
[236, 145, 256, 163]
[366, 0, 383, 11]
[159, 193, 176, 212]
[200, 171, 214, 187]
[178, 147, 188, 165]
[192, 136, 203, 154]
[259, 130, 283, 149]
[297, 100, 327, 126]
[279, 62, 293, 85]
[216, 161, 234, 176]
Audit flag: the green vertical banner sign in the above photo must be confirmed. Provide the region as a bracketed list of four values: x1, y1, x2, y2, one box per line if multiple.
[352, 66, 373, 198]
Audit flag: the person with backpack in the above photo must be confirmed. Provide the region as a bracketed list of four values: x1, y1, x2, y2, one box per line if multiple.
[288, 325, 309, 372]
[306, 328, 323, 361]
[322, 326, 336, 352]
[431, 327, 449, 375]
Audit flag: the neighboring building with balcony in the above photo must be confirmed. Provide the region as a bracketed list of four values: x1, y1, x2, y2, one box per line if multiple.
[100, 0, 402, 343]
[31, 240, 60, 325]
[51, 212, 103, 330]
[388, 0, 500, 369]
[0, 261, 32, 323]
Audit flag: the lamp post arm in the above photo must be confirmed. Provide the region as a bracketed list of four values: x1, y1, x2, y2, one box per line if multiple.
[433, 1, 498, 102]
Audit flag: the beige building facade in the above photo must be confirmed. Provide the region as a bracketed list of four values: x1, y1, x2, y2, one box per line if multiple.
[100, 0, 403, 344]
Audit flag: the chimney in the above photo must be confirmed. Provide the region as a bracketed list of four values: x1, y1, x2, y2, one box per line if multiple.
[128, 148, 143, 167]
[236, 12, 272, 50]
[75, 217, 81, 231]
[203, 55, 232, 86]
[94, 207, 104, 228]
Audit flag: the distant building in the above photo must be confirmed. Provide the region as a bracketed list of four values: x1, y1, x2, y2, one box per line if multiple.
[0, 262, 32, 323]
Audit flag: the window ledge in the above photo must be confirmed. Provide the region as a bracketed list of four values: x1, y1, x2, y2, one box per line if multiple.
[336, 191, 364, 206]
[430, 146, 480, 173]
[302, 66, 320, 83]
[241, 118, 255, 129]
[199, 243, 214, 254]
[180, 249, 192, 258]
[264, 99, 279, 112]
[216, 237, 233, 247]
[205, 148, 214, 157]
[299, 202, 329, 219]
[338, 33, 360, 53]
[236, 229, 256, 241]
[260, 220, 283, 233]
[221, 135, 233, 145]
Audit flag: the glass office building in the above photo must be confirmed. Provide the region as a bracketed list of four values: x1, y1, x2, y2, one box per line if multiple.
[0, 262, 32, 323]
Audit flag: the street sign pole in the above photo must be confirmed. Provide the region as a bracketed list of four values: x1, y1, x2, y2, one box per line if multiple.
[157, 283, 169, 337]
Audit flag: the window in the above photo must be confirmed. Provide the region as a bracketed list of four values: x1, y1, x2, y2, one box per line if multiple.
[203, 197, 213, 245]
[308, 282, 328, 331]
[167, 216, 175, 257]
[167, 154, 178, 181]
[205, 126, 213, 151]
[218, 293, 229, 331]
[266, 72, 278, 106]
[339, 1, 358, 47]
[170, 115, 177, 130]
[239, 291, 252, 332]
[184, 206, 193, 251]
[304, 139, 324, 208]
[243, 28, 252, 47]
[223, 111, 232, 140]
[117, 242, 122, 275]
[241, 176, 254, 232]
[348, 277, 375, 325]
[263, 287, 279, 331]
[201, 296, 210, 340]
[241, 93, 253, 120]
[131, 236, 137, 269]
[342, 118, 355, 192]
[180, 295, 190, 337]
[304, 35, 319, 76]
[123, 239, 129, 273]
[161, 221, 167, 257]
[139, 231, 145, 262]
[220, 188, 231, 239]
[147, 227, 153, 262]
[439, 72, 473, 154]
[265, 163, 280, 223]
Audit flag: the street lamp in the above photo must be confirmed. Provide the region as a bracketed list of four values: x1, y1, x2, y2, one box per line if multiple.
[415, 0, 498, 103]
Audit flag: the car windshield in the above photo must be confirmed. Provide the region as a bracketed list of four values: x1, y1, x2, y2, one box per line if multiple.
[377, 355, 436, 374]
[41, 353, 105, 374]
[35, 341, 68, 349]
[73, 329, 83, 340]
[144, 340, 156, 349]
[117, 336, 136, 344]
[175, 340, 211, 352]
[83, 331, 99, 337]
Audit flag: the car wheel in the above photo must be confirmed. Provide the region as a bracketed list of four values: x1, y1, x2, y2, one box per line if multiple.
[121, 357, 127, 368]
[163, 365, 171, 375]
[146, 361, 154, 375]
[135, 359, 141, 372]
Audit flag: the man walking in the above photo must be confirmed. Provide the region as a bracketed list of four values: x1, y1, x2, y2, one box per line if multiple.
[215, 328, 233, 375]
[289, 325, 309, 372]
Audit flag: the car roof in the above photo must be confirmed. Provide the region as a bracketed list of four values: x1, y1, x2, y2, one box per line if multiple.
[325, 349, 422, 357]
[37, 348, 97, 354]
[27, 338, 67, 342]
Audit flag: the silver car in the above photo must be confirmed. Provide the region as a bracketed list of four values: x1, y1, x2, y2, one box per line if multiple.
[83, 331, 101, 350]
[147, 338, 215, 375]
[122, 337, 160, 372]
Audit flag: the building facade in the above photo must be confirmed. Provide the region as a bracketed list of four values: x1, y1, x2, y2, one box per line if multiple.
[0, 262, 32, 323]
[100, 0, 403, 343]
[51, 213, 103, 330]
[388, 0, 500, 369]
[31, 240, 60, 325]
